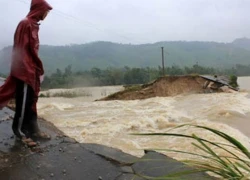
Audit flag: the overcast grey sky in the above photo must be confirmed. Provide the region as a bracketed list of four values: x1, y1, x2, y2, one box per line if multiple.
[0, 0, 249, 48]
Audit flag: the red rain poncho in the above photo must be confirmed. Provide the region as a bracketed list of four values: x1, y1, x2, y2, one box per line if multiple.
[0, 0, 52, 112]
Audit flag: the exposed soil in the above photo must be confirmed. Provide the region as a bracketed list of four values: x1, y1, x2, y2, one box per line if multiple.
[100, 76, 209, 101]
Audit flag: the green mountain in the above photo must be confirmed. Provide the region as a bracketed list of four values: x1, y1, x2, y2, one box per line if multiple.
[232, 38, 250, 50]
[1, 38, 250, 74]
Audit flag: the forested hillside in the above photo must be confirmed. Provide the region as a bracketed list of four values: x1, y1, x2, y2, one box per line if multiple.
[1, 38, 250, 75]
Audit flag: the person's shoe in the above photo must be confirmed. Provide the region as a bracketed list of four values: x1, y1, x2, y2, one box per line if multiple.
[15, 136, 37, 147]
[32, 132, 51, 140]
[21, 137, 37, 147]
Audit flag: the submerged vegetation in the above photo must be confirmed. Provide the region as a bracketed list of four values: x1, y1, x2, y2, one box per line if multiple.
[135, 125, 250, 180]
[123, 84, 143, 92]
[39, 90, 92, 98]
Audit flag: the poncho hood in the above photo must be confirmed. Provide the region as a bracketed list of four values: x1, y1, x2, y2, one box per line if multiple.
[27, 0, 53, 21]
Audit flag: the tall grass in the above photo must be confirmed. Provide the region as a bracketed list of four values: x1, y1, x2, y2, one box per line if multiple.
[134, 125, 250, 179]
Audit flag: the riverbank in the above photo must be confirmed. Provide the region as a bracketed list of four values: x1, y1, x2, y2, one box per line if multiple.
[0, 107, 215, 180]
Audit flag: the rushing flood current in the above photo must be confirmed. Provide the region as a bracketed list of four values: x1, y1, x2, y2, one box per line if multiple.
[37, 77, 250, 160]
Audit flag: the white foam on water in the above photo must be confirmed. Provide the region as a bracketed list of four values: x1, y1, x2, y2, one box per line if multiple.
[238, 77, 250, 91]
[38, 85, 250, 161]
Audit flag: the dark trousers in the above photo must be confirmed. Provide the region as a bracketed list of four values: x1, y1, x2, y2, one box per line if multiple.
[12, 79, 39, 138]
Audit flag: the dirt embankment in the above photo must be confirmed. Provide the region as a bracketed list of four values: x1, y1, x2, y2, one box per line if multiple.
[100, 76, 209, 101]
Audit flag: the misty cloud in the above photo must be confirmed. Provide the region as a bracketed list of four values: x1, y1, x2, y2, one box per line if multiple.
[0, 0, 249, 49]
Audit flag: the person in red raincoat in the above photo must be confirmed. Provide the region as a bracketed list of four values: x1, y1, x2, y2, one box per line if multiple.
[0, 0, 52, 146]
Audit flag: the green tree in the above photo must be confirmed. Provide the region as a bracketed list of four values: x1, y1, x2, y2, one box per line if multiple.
[229, 75, 239, 88]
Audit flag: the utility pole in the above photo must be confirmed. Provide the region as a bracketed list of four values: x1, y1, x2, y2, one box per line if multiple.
[161, 47, 165, 76]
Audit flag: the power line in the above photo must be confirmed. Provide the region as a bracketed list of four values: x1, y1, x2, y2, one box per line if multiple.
[53, 9, 133, 42]
[15, 0, 28, 4]
[14, 0, 138, 43]
[52, 10, 104, 32]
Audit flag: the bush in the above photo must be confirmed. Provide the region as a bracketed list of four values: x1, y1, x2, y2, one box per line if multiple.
[229, 75, 239, 88]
